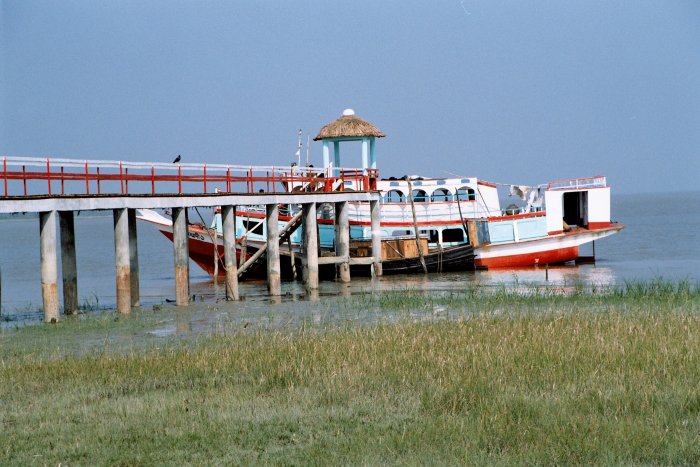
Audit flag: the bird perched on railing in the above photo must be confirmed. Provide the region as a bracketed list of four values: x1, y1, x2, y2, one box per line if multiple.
[172, 154, 181, 163]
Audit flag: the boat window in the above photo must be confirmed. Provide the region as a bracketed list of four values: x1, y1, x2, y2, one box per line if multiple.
[392, 230, 412, 236]
[243, 219, 264, 236]
[456, 186, 476, 201]
[431, 188, 452, 202]
[420, 229, 440, 243]
[385, 189, 405, 203]
[443, 228, 465, 243]
[412, 189, 428, 203]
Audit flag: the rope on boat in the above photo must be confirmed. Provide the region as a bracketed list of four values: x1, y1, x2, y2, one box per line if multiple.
[193, 207, 230, 294]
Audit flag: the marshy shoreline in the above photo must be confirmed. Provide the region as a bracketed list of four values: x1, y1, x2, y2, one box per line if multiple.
[2, 281, 700, 464]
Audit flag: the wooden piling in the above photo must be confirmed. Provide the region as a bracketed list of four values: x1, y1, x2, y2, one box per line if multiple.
[370, 199, 383, 277]
[172, 207, 190, 306]
[266, 204, 282, 295]
[113, 208, 131, 314]
[40, 210, 60, 323]
[335, 201, 350, 283]
[128, 209, 140, 307]
[59, 211, 78, 314]
[222, 205, 240, 300]
[302, 202, 319, 290]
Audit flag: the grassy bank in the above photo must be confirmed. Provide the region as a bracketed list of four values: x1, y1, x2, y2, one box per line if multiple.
[2, 283, 700, 464]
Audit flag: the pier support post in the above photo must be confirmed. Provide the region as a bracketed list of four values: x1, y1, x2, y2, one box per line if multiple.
[302, 202, 319, 290]
[172, 207, 190, 306]
[128, 209, 140, 307]
[266, 204, 282, 295]
[113, 208, 131, 314]
[335, 201, 350, 283]
[222, 205, 240, 300]
[59, 211, 78, 314]
[40, 210, 60, 323]
[370, 199, 383, 277]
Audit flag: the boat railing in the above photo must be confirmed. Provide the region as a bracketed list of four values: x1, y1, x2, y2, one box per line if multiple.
[547, 176, 607, 190]
[0, 156, 377, 197]
[501, 206, 524, 216]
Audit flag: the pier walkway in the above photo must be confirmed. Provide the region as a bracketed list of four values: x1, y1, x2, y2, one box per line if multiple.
[0, 156, 382, 322]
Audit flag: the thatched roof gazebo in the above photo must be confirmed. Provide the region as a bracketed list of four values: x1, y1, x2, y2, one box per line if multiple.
[314, 109, 385, 141]
[314, 109, 385, 174]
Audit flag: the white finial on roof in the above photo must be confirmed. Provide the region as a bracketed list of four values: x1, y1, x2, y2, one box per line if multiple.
[342, 108, 355, 116]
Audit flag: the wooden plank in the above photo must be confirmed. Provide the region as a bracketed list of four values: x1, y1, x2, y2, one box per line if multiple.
[237, 209, 303, 277]
[348, 257, 375, 266]
[318, 255, 350, 265]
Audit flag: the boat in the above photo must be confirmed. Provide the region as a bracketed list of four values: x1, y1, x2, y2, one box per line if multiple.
[138, 109, 623, 278]
[349, 236, 475, 275]
[137, 209, 475, 278]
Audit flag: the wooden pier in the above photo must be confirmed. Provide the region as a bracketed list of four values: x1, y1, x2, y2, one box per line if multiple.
[0, 156, 382, 322]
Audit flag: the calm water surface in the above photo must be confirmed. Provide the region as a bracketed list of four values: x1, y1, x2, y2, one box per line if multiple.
[1, 191, 698, 328]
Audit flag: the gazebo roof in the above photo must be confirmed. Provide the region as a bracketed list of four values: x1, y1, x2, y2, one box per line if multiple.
[314, 109, 386, 141]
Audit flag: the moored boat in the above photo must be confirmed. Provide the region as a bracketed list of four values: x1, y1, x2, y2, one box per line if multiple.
[138, 109, 623, 278]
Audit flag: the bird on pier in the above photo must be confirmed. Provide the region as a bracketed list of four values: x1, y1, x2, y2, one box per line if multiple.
[172, 154, 181, 163]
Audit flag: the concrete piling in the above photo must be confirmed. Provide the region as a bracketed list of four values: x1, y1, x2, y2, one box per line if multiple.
[335, 201, 350, 283]
[59, 211, 78, 314]
[128, 209, 140, 307]
[370, 199, 383, 277]
[302, 202, 319, 290]
[172, 207, 190, 306]
[266, 204, 282, 295]
[113, 208, 131, 314]
[222, 205, 240, 300]
[40, 210, 60, 323]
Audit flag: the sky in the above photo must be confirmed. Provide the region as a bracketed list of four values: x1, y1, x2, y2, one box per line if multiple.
[2, 0, 699, 194]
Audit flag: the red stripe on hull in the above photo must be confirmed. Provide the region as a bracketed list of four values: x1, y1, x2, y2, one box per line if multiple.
[158, 230, 292, 279]
[475, 245, 579, 269]
[588, 221, 611, 229]
[160, 231, 240, 277]
[488, 212, 546, 221]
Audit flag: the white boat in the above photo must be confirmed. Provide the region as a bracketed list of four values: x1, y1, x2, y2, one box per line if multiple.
[138, 109, 623, 276]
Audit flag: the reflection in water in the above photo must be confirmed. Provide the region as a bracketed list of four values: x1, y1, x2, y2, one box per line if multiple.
[307, 289, 320, 302]
[0, 262, 636, 331]
[269, 295, 282, 305]
[475, 264, 617, 289]
[135, 265, 624, 340]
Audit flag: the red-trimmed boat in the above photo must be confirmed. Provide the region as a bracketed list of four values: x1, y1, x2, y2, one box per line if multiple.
[138, 109, 623, 278]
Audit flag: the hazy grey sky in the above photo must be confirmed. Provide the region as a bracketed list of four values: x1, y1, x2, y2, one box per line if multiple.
[2, 0, 699, 194]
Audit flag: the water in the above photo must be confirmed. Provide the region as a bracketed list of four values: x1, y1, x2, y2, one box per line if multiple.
[1, 191, 698, 328]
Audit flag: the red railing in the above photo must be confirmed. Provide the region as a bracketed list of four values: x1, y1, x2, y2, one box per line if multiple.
[0, 156, 379, 197]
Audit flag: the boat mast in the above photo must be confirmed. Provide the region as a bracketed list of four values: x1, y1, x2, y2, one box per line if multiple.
[306, 134, 311, 166]
[297, 129, 302, 167]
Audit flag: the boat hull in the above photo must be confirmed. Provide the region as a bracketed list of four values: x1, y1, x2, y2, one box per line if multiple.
[138, 208, 623, 278]
[474, 224, 624, 269]
[351, 244, 474, 276]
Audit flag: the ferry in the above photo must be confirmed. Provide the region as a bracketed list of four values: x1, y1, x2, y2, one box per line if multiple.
[138, 109, 623, 276]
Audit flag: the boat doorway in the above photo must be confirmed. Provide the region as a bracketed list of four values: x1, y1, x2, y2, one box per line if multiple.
[563, 191, 588, 228]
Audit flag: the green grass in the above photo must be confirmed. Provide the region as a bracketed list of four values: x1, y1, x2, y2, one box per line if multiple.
[1, 282, 700, 465]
